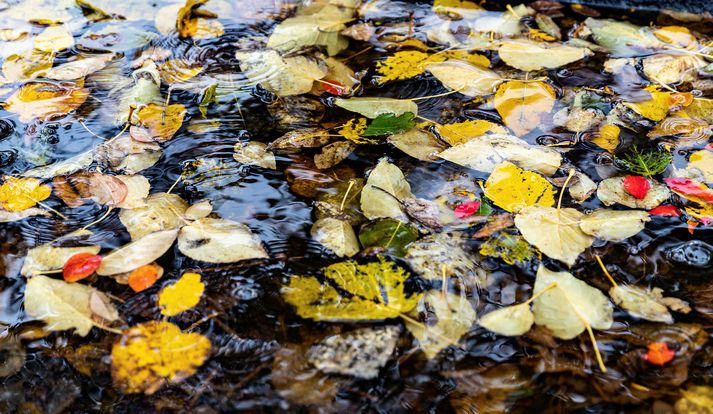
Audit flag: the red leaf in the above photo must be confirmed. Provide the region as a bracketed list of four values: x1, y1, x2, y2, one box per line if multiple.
[648, 205, 681, 217]
[63, 253, 102, 282]
[454, 201, 481, 219]
[128, 264, 160, 292]
[623, 175, 650, 200]
[644, 342, 675, 366]
[321, 79, 346, 95]
[664, 177, 713, 204]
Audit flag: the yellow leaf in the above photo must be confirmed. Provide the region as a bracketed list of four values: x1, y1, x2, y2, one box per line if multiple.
[686, 97, 713, 123]
[157, 59, 204, 85]
[338, 118, 374, 144]
[436, 119, 507, 145]
[623, 86, 682, 121]
[438, 50, 490, 67]
[34, 25, 74, 52]
[0, 176, 51, 211]
[590, 124, 620, 152]
[675, 385, 713, 414]
[653, 26, 697, 48]
[111, 321, 211, 394]
[130, 103, 186, 142]
[4, 81, 89, 123]
[375, 51, 443, 84]
[689, 150, 713, 183]
[494, 80, 556, 136]
[158, 273, 205, 316]
[1, 51, 54, 83]
[433, 0, 482, 13]
[282, 257, 422, 321]
[483, 161, 555, 213]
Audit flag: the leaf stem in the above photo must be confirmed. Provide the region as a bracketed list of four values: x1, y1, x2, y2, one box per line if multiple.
[556, 169, 576, 211]
[81, 207, 113, 231]
[523, 282, 558, 305]
[595, 255, 618, 288]
[339, 180, 355, 211]
[410, 87, 464, 101]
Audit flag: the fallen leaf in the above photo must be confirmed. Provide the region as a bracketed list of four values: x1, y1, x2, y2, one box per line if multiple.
[24, 275, 118, 336]
[177, 218, 268, 263]
[156, 59, 203, 85]
[46, 53, 114, 81]
[334, 97, 418, 118]
[479, 303, 534, 336]
[454, 201, 482, 218]
[532, 265, 613, 340]
[21, 230, 101, 276]
[270, 128, 333, 150]
[649, 205, 681, 217]
[688, 150, 713, 183]
[665, 177, 713, 204]
[119, 193, 189, 240]
[479, 230, 538, 264]
[609, 285, 688, 323]
[34, 25, 74, 52]
[21, 151, 93, 179]
[643, 54, 705, 85]
[0, 207, 50, 222]
[311, 217, 360, 258]
[388, 128, 446, 161]
[129, 103, 186, 143]
[115, 175, 150, 209]
[235, 50, 327, 96]
[425, 60, 503, 97]
[314, 141, 355, 169]
[623, 87, 681, 122]
[515, 206, 594, 266]
[623, 175, 650, 200]
[94, 134, 162, 174]
[63, 253, 102, 283]
[233, 141, 277, 169]
[404, 233, 488, 285]
[158, 272, 204, 317]
[111, 321, 211, 394]
[282, 257, 422, 321]
[128, 264, 162, 293]
[579, 209, 650, 241]
[1, 51, 53, 83]
[97, 229, 179, 276]
[584, 18, 659, 57]
[0, 176, 51, 211]
[438, 134, 562, 176]
[307, 326, 400, 379]
[644, 342, 675, 366]
[597, 176, 671, 209]
[358, 218, 419, 257]
[590, 123, 620, 152]
[497, 40, 592, 71]
[406, 291, 476, 358]
[494, 80, 556, 136]
[360, 158, 413, 221]
[483, 161, 555, 213]
[675, 385, 713, 414]
[436, 119, 508, 146]
[363, 112, 415, 137]
[4, 81, 89, 123]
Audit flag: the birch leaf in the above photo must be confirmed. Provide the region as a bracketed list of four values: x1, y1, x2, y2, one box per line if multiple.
[479, 303, 534, 336]
[129, 103, 186, 143]
[0, 207, 50, 222]
[425, 60, 503, 98]
[483, 161, 555, 213]
[623, 87, 679, 122]
[438, 134, 562, 176]
[405, 291, 476, 359]
[97, 229, 179, 276]
[334, 97, 418, 118]
[266, 3, 354, 56]
[436, 119, 507, 146]
[24, 275, 118, 336]
[311, 217, 360, 258]
[282, 258, 422, 321]
[177, 218, 268, 263]
[235, 50, 328, 97]
[115, 175, 150, 209]
[360, 158, 413, 221]
[532, 265, 613, 340]
[498, 40, 592, 71]
[158, 272, 205, 317]
[642, 54, 705, 85]
[494, 80, 556, 136]
[515, 206, 594, 266]
[388, 128, 446, 161]
[21, 230, 100, 276]
[579, 209, 650, 241]
[21, 151, 93, 179]
[597, 176, 671, 209]
[688, 150, 713, 183]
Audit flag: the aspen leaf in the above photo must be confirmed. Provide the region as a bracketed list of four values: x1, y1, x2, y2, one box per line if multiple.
[515, 206, 594, 266]
[623, 87, 678, 121]
[436, 119, 507, 146]
[0, 176, 51, 211]
[686, 97, 713, 123]
[403, 233, 488, 285]
[233, 141, 277, 170]
[282, 258, 422, 321]
[115, 175, 150, 209]
[479, 303, 534, 336]
[532, 265, 613, 340]
[158, 273, 204, 317]
[129, 103, 186, 143]
[338, 118, 371, 144]
[0, 207, 50, 222]
[388, 128, 446, 161]
[235, 50, 328, 97]
[311, 217, 360, 258]
[609, 285, 689, 323]
[4, 81, 89, 123]
[97, 229, 179, 276]
[34, 25, 74, 52]
[497, 40, 592, 71]
[1, 51, 53, 83]
[494, 80, 556, 136]
[405, 291, 476, 358]
[334, 97, 418, 119]
[156, 59, 203, 85]
[21, 230, 101, 276]
[360, 158, 413, 221]
[119, 193, 189, 240]
[24, 275, 118, 336]
[177, 218, 268, 263]
[375, 51, 441, 84]
[590, 124, 620, 152]
[579, 209, 650, 241]
[425, 60, 503, 98]
[688, 150, 713, 183]
[584, 18, 659, 57]
[483, 162, 555, 213]
[111, 321, 211, 394]
[642, 54, 705, 85]
[46, 53, 114, 81]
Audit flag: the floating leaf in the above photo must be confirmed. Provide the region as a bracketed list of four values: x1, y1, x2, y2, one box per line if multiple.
[360, 158, 413, 221]
[404, 233, 487, 285]
[642, 54, 705, 85]
[158, 272, 204, 317]
[119, 193, 188, 240]
[97, 229, 179, 276]
[375, 51, 440, 84]
[515, 206, 594, 266]
[21, 230, 101, 276]
[282, 258, 422, 321]
[63, 253, 102, 283]
[425, 60, 503, 97]
[436, 119, 508, 146]
[34, 25, 74, 52]
[111, 321, 211, 394]
[623, 175, 651, 199]
[584, 18, 659, 57]
[483, 161, 555, 213]
[311, 217, 360, 258]
[688, 150, 713, 183]
[479, 303, 534, 336]
[358, 218, 419, 257]
[644, 342, 675, 366]
[128, 264, 162, 293]
[46, 53, 114, 81]
[24, 275, 118, 336]
[388, 128, 447, 161]
[270, 128, 333, 149]
[665, 177, 713, 205]
[178, 218, 268, 263]
[497, 40, 592, 71]
[4, 81, 89, 123]
[362, 112, 416, 137]
[675, 385, 713, 414]
[494, 80, 556, 136]
[597, 176, 671, 209]
[129, 103, 186, 143]
[0, 176, 51, 211]
[235, 50, 328, 97]
[623, 87, 681, 122]
[609, 284, 689, 323]
[590, 123, 620, 152]
[579, 209, 650, 241]
[0, 207, 50, 222]
[233, 141, 277, 170]
[618, 146, 672, 177]
[479, 231, 538, 265]
[314, 141, 355, 169]
[335, 97, 418, 119]
[405, 291, 476, 358]
[338, 118, 372, 144]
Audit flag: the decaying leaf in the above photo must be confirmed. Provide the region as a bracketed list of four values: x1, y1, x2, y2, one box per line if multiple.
[642, 54, 705, 85]
[388, 128, 446, 161]
[97, 229, 179, 276]
[358, 218, 419, 257]
[233, 141, 277, 170]
[311, 217, 360, 258]
[282, 257, 422, 321]
[177, 218, 268, 263]
[404, 233, 488, 286]
[314, 141, 355, 169]
[307, 326, 400, 379]
[0, 207, 50, 222]
[360, 158, 413, 221]
[597, 176, 671, 209]
[111, 321, 211, 394]
[158, 272, 205, 317]
[494, 80, 556, 136]
[610, 285, 689, 323]
[674, 385, 713, 414]
[24, 275, 119, 336]
[483, 161, 555, 213]
[270, 128, 333, 150]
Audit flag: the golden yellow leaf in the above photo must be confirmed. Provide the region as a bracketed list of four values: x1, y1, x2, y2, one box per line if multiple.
[623, 86, 681, 122]
[494, 80, 556, 136]
[157, 59, 204, 85]
[433, 0, 482, 13]
[282, 257, 422, 321]
[111, 321, 211, 394]
[438, 50, 490, 67]
[34, 25, 74, 52]
[686, 97, 713, 123]
[130, 103, 186, 142]
[4, 82, 89, 123]
[675, 385, 713, 414]
[436, 119, 507, 145]
[689, 150, 713, 183]
[375, 51, 442, 84]
[590, 124, 620, 152]
[1, 51, 54, 83]
[653, 26, 697, 48]
[483, 162, 555, 213]
[158, 273, 205, 316]
[0, 176, 51, 211]
[339, 118, 375, 144]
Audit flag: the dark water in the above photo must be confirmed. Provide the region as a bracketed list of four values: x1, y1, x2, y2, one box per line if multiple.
[0, 0, 712, 413]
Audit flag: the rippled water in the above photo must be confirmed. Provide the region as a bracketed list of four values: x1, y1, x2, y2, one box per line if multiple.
[1, 0, 713, 413]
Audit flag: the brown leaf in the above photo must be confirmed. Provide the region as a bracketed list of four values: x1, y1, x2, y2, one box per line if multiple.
[313, 141, 356, 169]
[473, 214, 515, 238]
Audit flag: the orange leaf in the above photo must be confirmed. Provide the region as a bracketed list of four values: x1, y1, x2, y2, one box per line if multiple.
[128, 264, 161, 293]
[644, 342, 675, 366]
[63, 253, 102, 283]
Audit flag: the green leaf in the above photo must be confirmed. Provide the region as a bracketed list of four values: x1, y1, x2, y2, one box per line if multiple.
[617, 146, 672, 177]
[358, 219, 419, 257]
[363, 112, 416, 137]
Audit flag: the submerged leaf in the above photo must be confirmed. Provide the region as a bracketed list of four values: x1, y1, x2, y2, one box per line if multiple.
[497, 40, 592, 71]
[597, 176, 670, 209]
[579, 209, 650, 241]
[119, 193, 188, 240]
[358, 218, 419, 257]
[362, 112, 416, 137]
[425, 60, 503, 97]
[610, 285, 689, 323]
[360, 158, 413, 221]
[479, 303, 534, 336]
[335, 97, 418, 118]
[311, 217, 360, 258]
[494, 80, 556, 136]
[235, 50, 328, 97]
[4, 82, 89, 123]
[97, 229, 178, 276]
